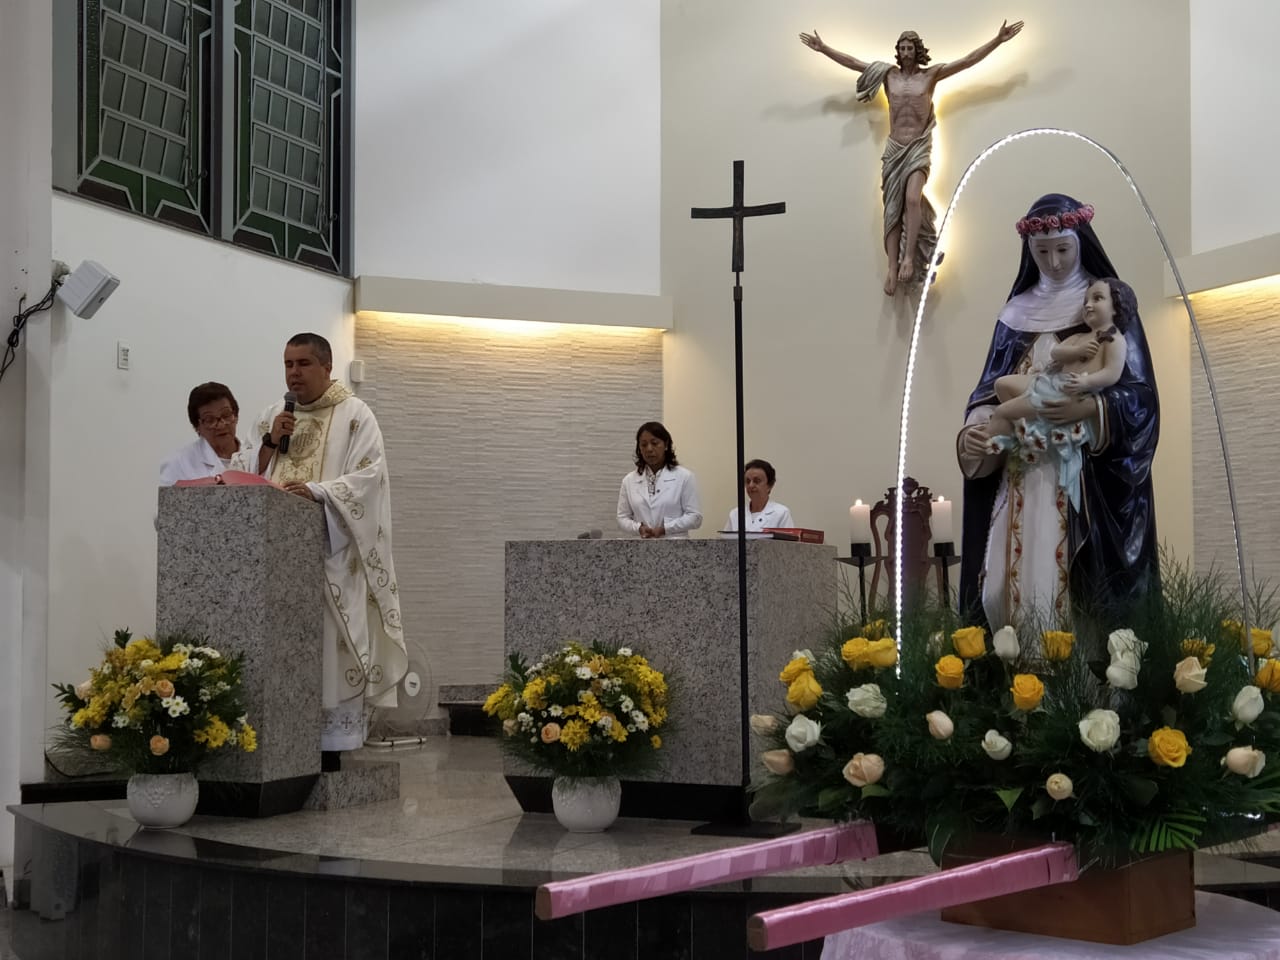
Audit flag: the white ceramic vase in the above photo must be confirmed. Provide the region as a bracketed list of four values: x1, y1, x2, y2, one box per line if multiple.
[551, 776, 621, 833]
[126, 772, 199, 829]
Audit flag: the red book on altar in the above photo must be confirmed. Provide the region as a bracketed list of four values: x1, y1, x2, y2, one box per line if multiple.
[764, 527, 825, 544]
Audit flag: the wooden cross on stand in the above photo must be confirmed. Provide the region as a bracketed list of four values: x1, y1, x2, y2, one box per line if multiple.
[691, 160, 786, 274]
[690, 160, 790, 837]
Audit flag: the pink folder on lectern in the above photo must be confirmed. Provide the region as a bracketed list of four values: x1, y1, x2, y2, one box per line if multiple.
[174, 470, 279, 488]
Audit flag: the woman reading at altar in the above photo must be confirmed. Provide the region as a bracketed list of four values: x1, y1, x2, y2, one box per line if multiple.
[956, 193, 1160, 629]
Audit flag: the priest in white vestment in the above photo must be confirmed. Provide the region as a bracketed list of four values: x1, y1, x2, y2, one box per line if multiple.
[252, 333, 408, 758]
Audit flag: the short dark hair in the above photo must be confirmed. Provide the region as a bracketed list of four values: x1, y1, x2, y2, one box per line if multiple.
[743, 459, 776, 486]
[287, 332, 333, 366]
[633, 421, 679, 472]
[1099, 277, 1139, 334]
[187, 382, 239, 427]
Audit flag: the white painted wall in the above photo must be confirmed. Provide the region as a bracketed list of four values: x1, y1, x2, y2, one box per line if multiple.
[661, 0, 1193, 580]
[0, 0, 52, 872]
[43, 196, 352, 733]
[1189, 0, 1280, 253]
[352, 0, 661, 295]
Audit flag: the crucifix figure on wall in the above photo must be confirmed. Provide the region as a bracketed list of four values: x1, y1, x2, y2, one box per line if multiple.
[800, 20, 1024, 296]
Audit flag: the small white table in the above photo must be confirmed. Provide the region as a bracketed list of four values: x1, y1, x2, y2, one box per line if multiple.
[821, 891, 1279, 960]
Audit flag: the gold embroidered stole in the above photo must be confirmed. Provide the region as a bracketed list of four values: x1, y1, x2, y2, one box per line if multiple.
[268, 381, 351, 485]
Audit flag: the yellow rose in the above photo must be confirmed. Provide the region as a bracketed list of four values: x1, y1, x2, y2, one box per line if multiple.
[1256, 659, 1280, 694]
[840, 637, 870, 670]
[951, 626, 986, 660]
[1010, 674, 1045, 711]
[935, 655, 965, 690]
[154, 679, 175, 699]
[1148, 726, 1191, 768]
[149, 735, 170, 756]
[779, 656, 812, 685]
[540, 722, 561, 744]
[1251, 628, 1273, 658]
[90, 734, 112, 751]
[866, 639, 898, 668]
[1180, 638, 1215, 667]
[786, 671, 822, 711]
[1041, 630, 1075, 662]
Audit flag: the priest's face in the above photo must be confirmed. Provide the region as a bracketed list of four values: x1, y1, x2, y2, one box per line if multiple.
[1028, 229, 1079, 284]
[284, 343, 332, 404]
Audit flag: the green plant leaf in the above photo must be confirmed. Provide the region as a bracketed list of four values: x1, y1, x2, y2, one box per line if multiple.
[861, 783, 891, 798]
[995, 787, 1024, 811]
[1030, 795, 1053, 820]
[1119, 776, 1159, 806]
[817, 786, 851, 814]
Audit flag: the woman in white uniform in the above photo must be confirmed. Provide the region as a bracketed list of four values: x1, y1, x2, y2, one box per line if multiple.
[725, 459, 794, 532]
[158, 381, 256, 485]
[616, 421, 702, 538]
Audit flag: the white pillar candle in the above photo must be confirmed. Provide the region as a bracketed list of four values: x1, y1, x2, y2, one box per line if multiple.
[849, 499, 872, 544]
[931, 496, 953, 544]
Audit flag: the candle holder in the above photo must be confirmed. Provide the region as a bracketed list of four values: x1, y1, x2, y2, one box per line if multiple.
[933, 541, 960, 609]
[842, 542, 874, 626]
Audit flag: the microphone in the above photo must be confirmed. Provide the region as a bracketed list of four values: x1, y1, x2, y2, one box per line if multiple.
[279, 391, 296, 454]
[576, 529, 603, 540]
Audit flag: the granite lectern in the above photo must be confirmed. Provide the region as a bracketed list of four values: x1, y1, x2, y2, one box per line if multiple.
[505, 538, 836, 821]
[156, 485, 325, 817]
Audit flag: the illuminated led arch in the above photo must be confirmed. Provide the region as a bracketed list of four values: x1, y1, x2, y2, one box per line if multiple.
[893, 127, 1248, 644]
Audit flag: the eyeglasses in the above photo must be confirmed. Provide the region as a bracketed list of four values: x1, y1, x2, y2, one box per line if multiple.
[198, 412, 237, 428]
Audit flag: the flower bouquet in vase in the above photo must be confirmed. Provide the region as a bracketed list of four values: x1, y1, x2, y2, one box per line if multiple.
[53, 629, 256, 828]
[484, 641, 669, 832]
[749, 564, 1280, 945]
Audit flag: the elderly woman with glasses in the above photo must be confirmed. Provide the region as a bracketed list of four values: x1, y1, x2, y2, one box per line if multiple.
[158, 381, 258, 485]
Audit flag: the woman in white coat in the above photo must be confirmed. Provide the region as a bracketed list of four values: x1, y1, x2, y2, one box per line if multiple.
[158, 381, 256, 485]
[725, 459, 794, 532]
[616, 421, 703, 539]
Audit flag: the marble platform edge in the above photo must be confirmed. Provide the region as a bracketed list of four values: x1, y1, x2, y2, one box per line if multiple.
[304, 759, 400, 810]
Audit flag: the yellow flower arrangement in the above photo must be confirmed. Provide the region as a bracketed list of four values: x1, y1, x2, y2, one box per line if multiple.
[1222, 619, 1273, 658]
[53, 629, 255, 775]
[935, 655, 965, 690]
[786, 671, 823, 710]
[484, 641, 668, 779]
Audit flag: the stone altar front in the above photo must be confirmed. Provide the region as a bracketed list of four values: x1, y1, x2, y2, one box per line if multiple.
[504, 538, 836, 820]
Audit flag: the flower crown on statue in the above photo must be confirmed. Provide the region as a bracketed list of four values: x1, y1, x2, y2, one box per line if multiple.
[1015, 203, 1095, 238]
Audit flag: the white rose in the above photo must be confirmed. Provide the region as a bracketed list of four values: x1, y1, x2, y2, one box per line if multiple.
[1224, 746, 1266, 778]
[1173, 656, 1208, 694]
[981, 729, 1012, 760]
[1105, 651, 1141, 690]
[749, 714, 778, 736]
[926, 710, 954, 740]
[1107, 628, 1147, 660]
[792, 649, 814, 664]
[785, 714, 822, 753]
[842, 752, 885, 787]
[1078, 708, 1121, 752]
[992, 625, 1020, 662]
[1046, 773, 1074, 800]
[74, 679, 94, 701]
[846, 683, 887, 718]
[502, 718, 517, 736]
[1232, 686, 1265, 725]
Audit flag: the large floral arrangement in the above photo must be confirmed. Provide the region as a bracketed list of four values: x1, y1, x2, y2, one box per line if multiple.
[483, 641, 669, 779]
[749, 565, 1280, 866]
[53, 629, 257, 775]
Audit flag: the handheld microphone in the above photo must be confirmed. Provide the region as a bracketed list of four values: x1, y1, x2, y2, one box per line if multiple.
[279, 391, 296, 455]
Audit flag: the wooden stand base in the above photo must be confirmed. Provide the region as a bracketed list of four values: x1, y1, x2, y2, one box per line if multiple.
[941, 843, 1195, 945]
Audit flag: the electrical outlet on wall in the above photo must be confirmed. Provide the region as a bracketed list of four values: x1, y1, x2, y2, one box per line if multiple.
[116, 341, 130, 370]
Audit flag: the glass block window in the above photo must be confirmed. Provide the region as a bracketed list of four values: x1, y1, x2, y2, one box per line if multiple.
[59, 0, 350, 275]
[232, 0, 347, 272]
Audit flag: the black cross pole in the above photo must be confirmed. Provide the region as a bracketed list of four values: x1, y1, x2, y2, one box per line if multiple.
[690, 161, 794, 836]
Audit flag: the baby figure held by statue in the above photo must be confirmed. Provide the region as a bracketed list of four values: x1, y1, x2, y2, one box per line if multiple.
[987, 278, 1128, 438]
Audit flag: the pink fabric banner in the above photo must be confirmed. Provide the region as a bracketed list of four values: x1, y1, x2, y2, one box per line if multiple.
[746, 842, 1079, 952]
[535, 820, 878, 920]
